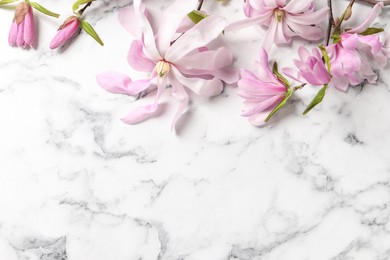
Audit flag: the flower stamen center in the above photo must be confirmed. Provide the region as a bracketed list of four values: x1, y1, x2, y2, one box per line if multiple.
[275, 9, 284, 22]
[155, 60, 171, 78]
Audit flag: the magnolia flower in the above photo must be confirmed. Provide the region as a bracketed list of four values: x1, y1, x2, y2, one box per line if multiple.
[50, 16, 80, 49]
[97, 0, 238, 129]
[237, 48, 288, 126]
[283, 46, 331, 86]
[9, 2, 34, 48]
[326, 3, 389, 91]
[226, 0, 328, 50]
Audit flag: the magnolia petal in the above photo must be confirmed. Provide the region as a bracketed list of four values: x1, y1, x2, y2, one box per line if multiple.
[213, 67, 239, 85]
[16, 21, 25, 47]
[174, 47, 233, 72]
[283, 0, 312, 14]
[286, 20, 323, 41]
[248, 112, 269, 127]
[8, 22, 18, 46]
[121, 103, 159, 124]
[330, 76, 350, 92]
[121, 76, 166, 124]
[96, 71, 151, 95]
[118, 5, 144, 38]
[171, 66, 223, 97]
[133, 0, 161, 60]
[285, 7, 328, 26]
[168, 73, 189, 130]
[128, 40, 156, 72]
[165, 15, 226, 62]
[348, 3, 383, 34]
[157, 0, 198, 55]
[241, 94, 283, 117]
[23, 7, 34, 47]
[282, 67, 305, 83]
[225, 11, 272, 31]
[262, 17, 277, 51]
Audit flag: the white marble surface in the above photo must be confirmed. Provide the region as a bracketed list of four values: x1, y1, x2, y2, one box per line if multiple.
[1, 0, 390, 259]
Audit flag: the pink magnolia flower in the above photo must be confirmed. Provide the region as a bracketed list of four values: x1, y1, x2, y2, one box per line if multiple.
[283, 46, 331, 86]
[97, 0, 238, 129]
[50, 16, 80, 49]
[8, 2, 35, 48]
[237, 48, 288, 126]
[226, 0, 328, 50]
[326, 3, 389, 91]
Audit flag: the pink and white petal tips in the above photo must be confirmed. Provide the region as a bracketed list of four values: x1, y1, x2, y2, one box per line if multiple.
[226, 0, 328, 50]
[283, 46, 330, 86]
[50, 17, 80, 49]
[237, 48, 287, 127]
[9, 2, 35, 48]
[97, 0, 237, 130]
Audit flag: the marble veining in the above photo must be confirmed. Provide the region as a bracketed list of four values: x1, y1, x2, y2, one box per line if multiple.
[1, 0, 390, 259]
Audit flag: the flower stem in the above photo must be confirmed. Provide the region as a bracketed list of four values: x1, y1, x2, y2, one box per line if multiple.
[197, 0, 204, 11]
[326, 0, 334, 46]
[333, 0, 356, 35]
[79, 1, 93, 16]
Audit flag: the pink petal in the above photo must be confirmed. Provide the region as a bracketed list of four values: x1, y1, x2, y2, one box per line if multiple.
[16, 20, 25, 47]
[121, 76, 166, 124]
[8, 22, 18, 46]
[121, 103, 159, 124]
[23, 7, 34, 47]
[283, 0, 313, 13]
[285, 20, 324, 41]
[225, 11, 272, 31]
[254, 48, 279, 84]
[133, 0, 161, 60]
[285, 7, 328, 25]
[171, 66, 223, 97]
[282, 67, 305, 83]
[241, 94, 284, 116]
[157, 0, 198, 55]
[329, 76, 350, 92]
[118, 5, 144, 38]
[174, 47, 233, 72]
[96, 71, 151, 95]
[262, 17, 277, 50]
[168, 73, 189, 130]
[128, 40, 156, 72]
[348, 3, 383, 34]
[248, 112, 270, 127]
[165, 15, 226, 62]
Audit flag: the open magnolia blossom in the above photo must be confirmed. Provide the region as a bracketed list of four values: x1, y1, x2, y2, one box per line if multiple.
[326, 3, 390, 91]
[283, 46, 331, 86]
[226, 0, 329, 50]
[97, 0, 238, 129]
[237, 48, 288, 126]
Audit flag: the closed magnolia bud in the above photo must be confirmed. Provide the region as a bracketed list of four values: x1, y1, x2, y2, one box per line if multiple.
[9, 2, 35, 48]
[50, 16, 80, 49]
[344, 6, 352, 21]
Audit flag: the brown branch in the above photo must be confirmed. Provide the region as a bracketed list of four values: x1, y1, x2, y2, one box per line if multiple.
[326, 0, 335, 46]
[353, 0, 390, 6]
[197, 0, 204, 11]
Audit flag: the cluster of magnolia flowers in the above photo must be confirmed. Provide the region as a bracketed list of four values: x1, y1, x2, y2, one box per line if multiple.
[0, 0, 103, 49]
[97, 0, 390, 130]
